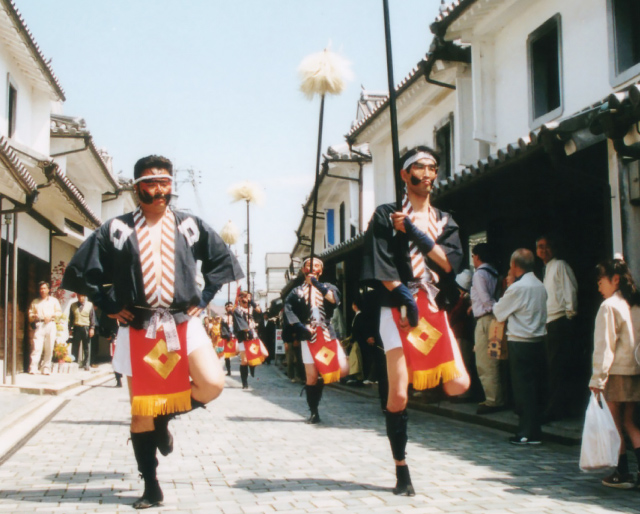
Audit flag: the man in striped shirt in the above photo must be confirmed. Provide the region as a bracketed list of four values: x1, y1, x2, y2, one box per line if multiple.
[361, 146, 467, 496]
[62, 155, 243, 509]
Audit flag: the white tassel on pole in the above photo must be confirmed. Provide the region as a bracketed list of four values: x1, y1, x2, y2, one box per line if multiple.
[227, 181, 265, 206]
[298, 48, 353, 100]
[220, 220, 239, 246]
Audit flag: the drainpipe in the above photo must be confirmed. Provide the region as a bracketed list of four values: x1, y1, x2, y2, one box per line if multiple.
[421, 33, 472, 91]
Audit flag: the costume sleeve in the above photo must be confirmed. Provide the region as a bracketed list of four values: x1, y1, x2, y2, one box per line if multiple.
[435, 212, 463, 275]
[220, 321, 231, 340]
[196, 218, 245, 307]
[61, 225, 117, 313]
[360, 205, 401, 284]
[589, 303, 617, 389]
[283, 290, 303, 327]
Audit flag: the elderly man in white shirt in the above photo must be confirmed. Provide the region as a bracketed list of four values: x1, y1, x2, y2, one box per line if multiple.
[536, 235, 578, 422]
[493, 249, 547, 445]
[28, 281, 62, 375]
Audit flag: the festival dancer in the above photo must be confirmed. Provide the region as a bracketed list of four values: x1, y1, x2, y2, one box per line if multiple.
[361, 146, 469, 496]
[62, 155, 243, 509]
[283, 257, 349, 424]
[233, 291, 267, 389]
[220, 301, 238, 376]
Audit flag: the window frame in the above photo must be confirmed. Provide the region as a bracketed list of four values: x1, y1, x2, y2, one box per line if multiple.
[433, 112, 454, 181]
[607, 0, 640, 86]
[7, 74, 17, 138]
[527, 14, 564, 129]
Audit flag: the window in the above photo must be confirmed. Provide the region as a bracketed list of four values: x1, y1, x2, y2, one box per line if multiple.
[7, 77, 16, 138]
[339, 202, 346, 244]
[325, 208, 335, 246]
[528, 15, 563, 126]
[608, 0, 640, 84]
[434, 113, 454, 181]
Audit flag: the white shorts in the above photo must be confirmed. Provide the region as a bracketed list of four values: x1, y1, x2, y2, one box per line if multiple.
[112, 317, 209, 377]
[379, 306, 458, 354]
[237, 342, 245, 353]
[301, 339, 348, 367]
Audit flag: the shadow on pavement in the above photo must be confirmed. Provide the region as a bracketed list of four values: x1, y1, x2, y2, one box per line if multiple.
[0, 487, 131, 505]
[46, 471, 127, 482]
[233, 477, 389, 493]
[50, 419, 129, 426]
[226, 416, 305, 423]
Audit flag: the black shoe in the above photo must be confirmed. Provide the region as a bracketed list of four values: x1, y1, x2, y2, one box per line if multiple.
[226, 371, 231, 376]
[602, 470, 635, 489]
[306, 412, 321, 424]
[132, 479, 163, 509]
[393, 465, 415, 496]
[476, 404, 505, 415]
[509, 435, 541, 445]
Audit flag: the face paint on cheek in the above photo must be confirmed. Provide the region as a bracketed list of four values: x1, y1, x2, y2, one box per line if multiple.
[137, 188, 155, 204]
[410, 174, 422, 186]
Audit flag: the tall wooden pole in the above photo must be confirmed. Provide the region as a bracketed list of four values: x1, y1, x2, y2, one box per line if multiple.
[308, 93, 326, 303]
[382, 0, 403, 210]
[246, 199, 250, 291]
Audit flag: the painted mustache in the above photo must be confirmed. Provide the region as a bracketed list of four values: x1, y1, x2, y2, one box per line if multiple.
[138, 191, 170, 205]
[410, 175, 432, 187]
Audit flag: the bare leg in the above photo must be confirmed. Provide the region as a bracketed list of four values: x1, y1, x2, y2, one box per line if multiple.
[188, 344, 225, 404]
[386, 347, 408, 466]
[622, 402, 640, 449]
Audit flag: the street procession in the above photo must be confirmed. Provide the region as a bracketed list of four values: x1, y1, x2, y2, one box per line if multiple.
[4, 0, 640, 513]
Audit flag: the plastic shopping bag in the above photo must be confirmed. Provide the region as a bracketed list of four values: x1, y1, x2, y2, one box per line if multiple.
[579, 392, 621, 471]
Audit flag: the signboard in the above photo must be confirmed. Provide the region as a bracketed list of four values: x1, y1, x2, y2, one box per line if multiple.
[275, 329, 285, 355]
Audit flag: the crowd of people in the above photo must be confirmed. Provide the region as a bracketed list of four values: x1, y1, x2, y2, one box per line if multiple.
[22, 149, 640, 509]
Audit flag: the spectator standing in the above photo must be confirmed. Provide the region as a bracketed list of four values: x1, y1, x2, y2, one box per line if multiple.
[470, 243, 504, 414]
[28, 281, 62, 375]
[493, 249, 547, 445]
[536, 235, 578, 421]
[589, 257, 640, 489]
[68, 294, 95, 370]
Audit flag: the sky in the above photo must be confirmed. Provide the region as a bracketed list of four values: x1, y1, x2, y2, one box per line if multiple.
[16, 0, 443, 302]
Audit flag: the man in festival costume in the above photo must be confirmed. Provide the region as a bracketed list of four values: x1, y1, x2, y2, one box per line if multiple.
[361, 146, 469, 496]
[220, 301, 238, 376]
[62, 155, 243, 509]
[283, 257, 349, 424]
[233, 291, 267, 389]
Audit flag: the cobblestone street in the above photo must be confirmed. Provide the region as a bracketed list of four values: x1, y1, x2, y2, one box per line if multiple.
[0, 364, 639, 514]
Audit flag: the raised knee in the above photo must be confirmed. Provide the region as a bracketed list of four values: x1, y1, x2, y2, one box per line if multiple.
[388, 391, 408, 412]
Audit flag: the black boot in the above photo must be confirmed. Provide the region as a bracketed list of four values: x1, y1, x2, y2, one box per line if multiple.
[240, 365, 249, 389]
[130, 431, 163, 509]
[305, 383, 324, 424]
[153, 398, 206, 457]
[225, 358, 231, 376]
[393, 465, 415, 496]
[114, 372, 122, 387]
[154, 416, 173, 457]
[249, 365, 255, 378]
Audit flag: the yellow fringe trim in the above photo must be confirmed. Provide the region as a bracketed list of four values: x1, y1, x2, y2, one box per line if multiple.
[247, 356, 265, 367]
[321, 370, 341, 385]
[410, 361, 460, 391]
[131, 389, 192, 417]
[223, 352, 237, 358]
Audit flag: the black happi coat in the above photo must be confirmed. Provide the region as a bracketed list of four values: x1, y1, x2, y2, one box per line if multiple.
[282, 281, 341, 343]
[232, 306, 261, 342]
[360, 203, 463, 309]
[220, 313, 234, 341]
[61, 210, 244, 330]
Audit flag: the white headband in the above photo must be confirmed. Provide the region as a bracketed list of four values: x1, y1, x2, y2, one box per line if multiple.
[403, 152, 437, 171]
[133, 175, 173, 185]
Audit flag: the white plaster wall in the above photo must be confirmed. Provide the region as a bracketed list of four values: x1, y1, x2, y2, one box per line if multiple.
[0, 44, 51, 155]
[16, 211, 50, 261]
[361, 161, 376, 227]
[471, 0, 614, 148]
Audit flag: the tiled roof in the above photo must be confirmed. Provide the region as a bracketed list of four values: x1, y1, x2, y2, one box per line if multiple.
[0, 0, 65, 100]
[319, 232, 366, 261]
[0, 133, 37, 193]
[44, 161, 101, 228]
[50, 114, 119, 190]
[432, 95, 617, 200]
[346, 61, 427, 141]
[432, 0, 479, 28]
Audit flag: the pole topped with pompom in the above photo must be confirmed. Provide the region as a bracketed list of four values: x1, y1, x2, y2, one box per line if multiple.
[298, 47, 351, 298]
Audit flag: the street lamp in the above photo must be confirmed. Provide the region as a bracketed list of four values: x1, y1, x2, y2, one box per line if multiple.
[228, 181, 264, 291]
